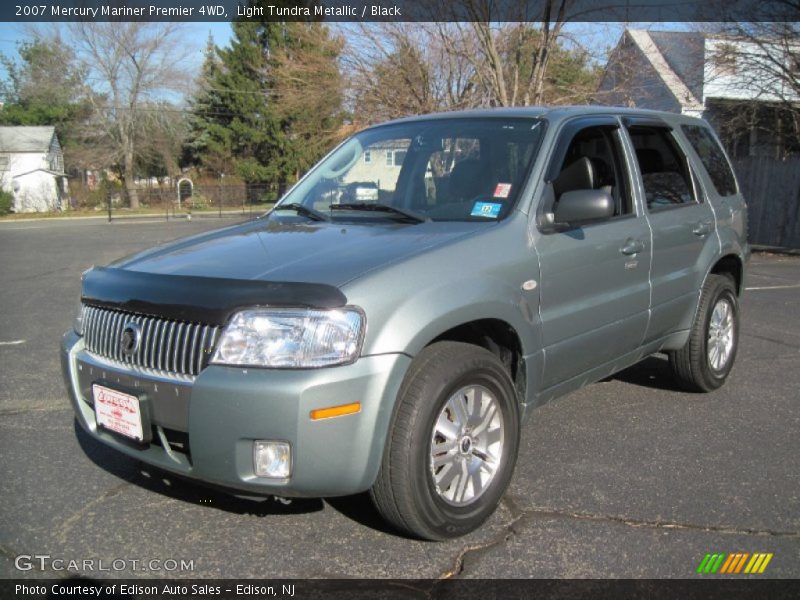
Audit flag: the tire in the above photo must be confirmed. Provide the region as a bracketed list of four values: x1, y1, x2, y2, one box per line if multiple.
[669, 274, 739, 392]
[370, 341, 520, 541]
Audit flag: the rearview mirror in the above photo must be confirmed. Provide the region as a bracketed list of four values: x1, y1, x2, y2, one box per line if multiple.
[554, 189, 614, 226]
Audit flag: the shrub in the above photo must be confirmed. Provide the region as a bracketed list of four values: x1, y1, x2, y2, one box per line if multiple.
[0, 191, 13, 215]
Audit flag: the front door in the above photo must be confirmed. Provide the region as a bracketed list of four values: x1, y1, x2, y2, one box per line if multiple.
[536, 118, 651, 389]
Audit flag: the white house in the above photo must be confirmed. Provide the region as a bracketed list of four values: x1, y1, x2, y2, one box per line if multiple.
[343, 141, 408, 192]
[0, 126, 69, 212]
[596, 29, 799, 158]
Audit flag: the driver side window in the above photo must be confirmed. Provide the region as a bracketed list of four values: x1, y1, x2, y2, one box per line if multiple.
[550, 125, 633, 218]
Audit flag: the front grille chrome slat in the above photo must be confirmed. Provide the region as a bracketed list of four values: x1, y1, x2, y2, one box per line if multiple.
[81, 305, 220, 379]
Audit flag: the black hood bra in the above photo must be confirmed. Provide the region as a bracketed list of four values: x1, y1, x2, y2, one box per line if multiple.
[81, 266, 348, 326]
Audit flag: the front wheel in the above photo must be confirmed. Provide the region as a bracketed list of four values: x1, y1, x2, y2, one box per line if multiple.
[370, 342, 520, 540]
[669, 274, 740, 392]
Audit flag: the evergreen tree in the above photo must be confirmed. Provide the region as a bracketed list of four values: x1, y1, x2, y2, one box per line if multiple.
[0, 39, 91, 164]
[185, 9, 344, 189]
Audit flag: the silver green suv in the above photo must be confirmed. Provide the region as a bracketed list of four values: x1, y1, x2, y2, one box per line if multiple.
[62, 107, 748, 540]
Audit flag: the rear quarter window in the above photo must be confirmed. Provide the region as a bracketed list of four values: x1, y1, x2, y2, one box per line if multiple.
[681, 125, 738, 197]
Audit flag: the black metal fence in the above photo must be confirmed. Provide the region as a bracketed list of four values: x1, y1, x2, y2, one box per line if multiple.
[104, 183, 279, 221]
[733, 156, 800, 249]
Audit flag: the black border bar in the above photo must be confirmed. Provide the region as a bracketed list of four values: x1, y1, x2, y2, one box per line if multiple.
[5, 578, 800, 599]
[5, 0, 799, 23]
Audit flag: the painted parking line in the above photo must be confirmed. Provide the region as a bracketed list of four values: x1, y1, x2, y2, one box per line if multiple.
[745, 284, 800, 291]
[0, 340, 25, 346]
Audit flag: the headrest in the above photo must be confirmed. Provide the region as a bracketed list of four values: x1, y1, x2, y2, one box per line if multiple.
[553, 157, 595, 198]
[449, 158, 485, 202]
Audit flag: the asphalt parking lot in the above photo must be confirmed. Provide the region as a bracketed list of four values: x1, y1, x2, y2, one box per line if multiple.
[0, 217, 798, 579]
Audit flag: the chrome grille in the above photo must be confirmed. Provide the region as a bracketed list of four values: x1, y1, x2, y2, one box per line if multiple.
[82, 305, 221, 377]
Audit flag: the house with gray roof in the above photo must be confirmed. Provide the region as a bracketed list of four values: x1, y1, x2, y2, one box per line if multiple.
[0, 126, 68, 212]
[596, 29, 799, 159]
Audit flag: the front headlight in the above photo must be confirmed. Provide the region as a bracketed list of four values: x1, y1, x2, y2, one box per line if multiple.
[73, 304, 86, 336]
[211, 308, 365, 368]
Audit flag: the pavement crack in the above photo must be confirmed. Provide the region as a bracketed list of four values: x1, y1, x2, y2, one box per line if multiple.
[741, 332, 800, 351]
[56, 479, 135, 544]
[439, 499, 798, 579]
[0, 542, 19, 562]
[514, 505, 800, 539]
[439, 496, 527, 579]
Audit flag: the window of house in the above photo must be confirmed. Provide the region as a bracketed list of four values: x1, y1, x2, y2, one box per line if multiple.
[363, 150, 371, 163]
[681, 124, 738, 197]
[0, 156, 8, 171]
[49, 152, 64, 173]
[628, 126, 697, 209]
[789, 53, 800, 78]
[385, 151, 393, 167]
[713, 43, 738, 76]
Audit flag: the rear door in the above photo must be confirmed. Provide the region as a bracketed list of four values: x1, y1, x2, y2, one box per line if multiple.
[679, 123, 748, 259]
[536, 117, 651, 389]
[622, 119, 719, 343]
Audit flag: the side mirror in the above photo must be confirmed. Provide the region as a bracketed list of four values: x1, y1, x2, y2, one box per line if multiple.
[554, 189, 614, 226]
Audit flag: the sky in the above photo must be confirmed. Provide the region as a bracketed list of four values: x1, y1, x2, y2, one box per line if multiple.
[0, 21, 234, 72]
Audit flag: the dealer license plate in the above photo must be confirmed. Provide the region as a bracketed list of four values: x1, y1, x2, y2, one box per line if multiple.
[93, 384, 144, 442]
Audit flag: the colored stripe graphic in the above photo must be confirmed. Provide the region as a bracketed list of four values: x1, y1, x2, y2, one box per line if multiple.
[697, 554, 712, 574]
[698, 553, 726, 574]
[698, 553, 774, 575]
[734, 553, 749, 573]
[758, 554, 773, 573]
[719, 553, 736, 573]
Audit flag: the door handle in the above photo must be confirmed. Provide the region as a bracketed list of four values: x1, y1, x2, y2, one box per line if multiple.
[620, 238, 645, 255]
[692, 220, 713, 237]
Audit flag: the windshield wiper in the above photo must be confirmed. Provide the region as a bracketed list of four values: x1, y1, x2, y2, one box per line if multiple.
[272, 202, 330, 222]
[329, 202, 431, 224]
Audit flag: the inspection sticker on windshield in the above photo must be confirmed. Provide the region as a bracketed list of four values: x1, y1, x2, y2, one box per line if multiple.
[471, 202, 502, 218]
[493, 183, 512, 198]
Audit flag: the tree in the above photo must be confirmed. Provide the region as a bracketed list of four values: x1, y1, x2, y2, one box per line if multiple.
[0, 37, 90, 160]
[431, 0, 573, 107]
[136, 102, 188, 180]
[346, 3, 596, 124]
[184, 34, 237, 176]
[270, 22, 345, 180]
[185, 22, 285, 184]
[68, 23, 190, 208]
[185, 15, 344, 189]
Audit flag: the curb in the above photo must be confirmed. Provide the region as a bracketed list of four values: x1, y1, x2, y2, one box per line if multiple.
[752, 245, 800, 257]
[0, 211, 257, 225]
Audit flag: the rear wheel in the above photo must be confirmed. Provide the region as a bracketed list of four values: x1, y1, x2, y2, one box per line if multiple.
[669, 274, 739, 392]
[370, 342, 520, 540]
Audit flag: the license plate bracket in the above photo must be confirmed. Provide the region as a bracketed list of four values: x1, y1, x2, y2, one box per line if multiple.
[92, 381, 152, 443]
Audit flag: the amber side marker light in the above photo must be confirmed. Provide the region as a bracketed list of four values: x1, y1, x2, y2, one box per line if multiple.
[310, 402, 362, 420]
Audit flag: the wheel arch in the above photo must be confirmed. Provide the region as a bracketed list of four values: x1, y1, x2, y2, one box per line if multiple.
[428, 318, 527, 405]
[708, 253, 745, 296]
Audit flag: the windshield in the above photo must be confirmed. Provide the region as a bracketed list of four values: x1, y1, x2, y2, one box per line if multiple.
[276, 117, 544, 222]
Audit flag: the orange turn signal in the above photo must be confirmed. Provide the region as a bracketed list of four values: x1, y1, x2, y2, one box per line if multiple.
[310, 402, 361, 421]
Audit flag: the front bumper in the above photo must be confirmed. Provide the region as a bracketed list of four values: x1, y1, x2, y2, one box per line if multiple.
[61, 331, 410, 497]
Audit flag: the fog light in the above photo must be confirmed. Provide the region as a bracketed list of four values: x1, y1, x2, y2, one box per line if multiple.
[253, 441, 291, 479]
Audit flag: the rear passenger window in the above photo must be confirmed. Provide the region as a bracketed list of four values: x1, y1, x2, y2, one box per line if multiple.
[681, 125, 737, 197]
[627, 126, 697, 210]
